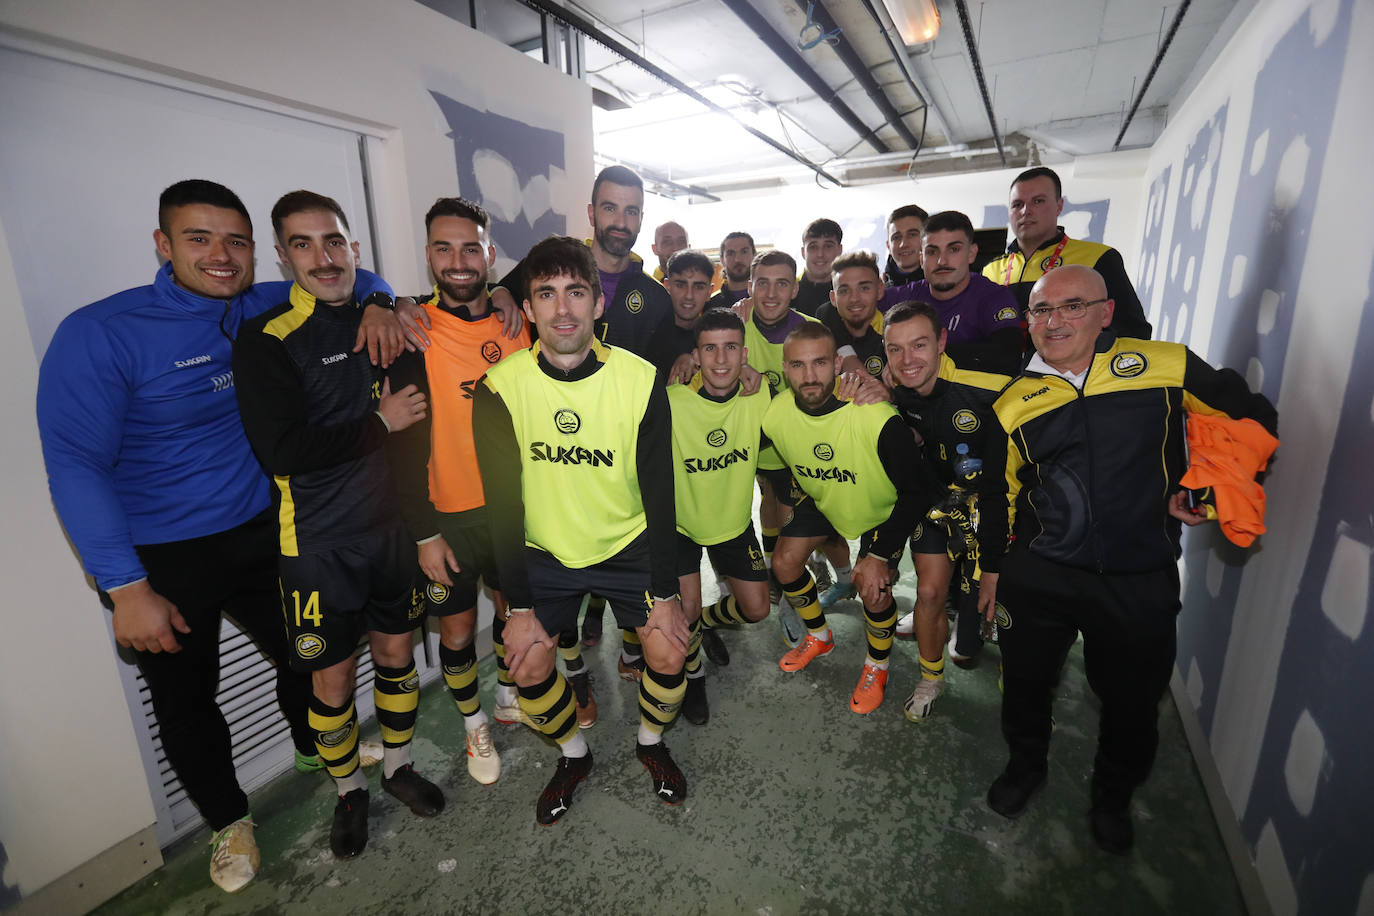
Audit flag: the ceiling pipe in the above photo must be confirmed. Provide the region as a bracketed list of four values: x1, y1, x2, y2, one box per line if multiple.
[855, 0, 954, 144]
[1113, 0, 1192, 151]
[717, 0, 892, 155]
[951, 0, 1006, 166]
[787, 0, 920, 149]
[594, 154, 722, 203]
[512, 0, 846, 186]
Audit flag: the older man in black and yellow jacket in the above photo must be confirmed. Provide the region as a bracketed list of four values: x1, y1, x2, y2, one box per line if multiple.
[978, 264, 1276, 855]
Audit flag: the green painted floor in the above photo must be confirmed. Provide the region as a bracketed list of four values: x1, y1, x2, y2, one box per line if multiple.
[94, 589, 1246, 916]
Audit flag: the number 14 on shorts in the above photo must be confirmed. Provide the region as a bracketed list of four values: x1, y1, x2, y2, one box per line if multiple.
[290, 589, 322, 627]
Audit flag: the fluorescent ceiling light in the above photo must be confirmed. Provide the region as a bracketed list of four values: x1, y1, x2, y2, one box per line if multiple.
[881, 0, 940, 44]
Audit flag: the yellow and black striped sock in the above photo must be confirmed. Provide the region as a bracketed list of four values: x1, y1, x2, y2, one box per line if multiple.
[439, 642, 480, 717]
[863, 602, 898, 666]
[780, 571, 827, 633]
[491, 615, 515, 693]
[620, 627, 644, 663]
[558, 628, 587, 677]
[374, 661, 419, 777]
[309, 694, 366, 793]
[638, 666, 687, 738]
[684, 617, 703, 676]
[920, 653, 946, 682]
[517, 670, 579, 745]
[702, 594, 748, 627]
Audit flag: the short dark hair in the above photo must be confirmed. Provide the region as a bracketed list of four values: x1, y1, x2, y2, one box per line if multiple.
[784, 321, 835, 349]
[752, 249, 797, 278]
[803, 218, 842, 243]
[591, 165, 643, 204]
[524, 235, 600, 301]
[1012, 167, 1062, 199]
[425, 197, 489, 233]
[158, 179, 251, 235]
[883, 300, 943, 334]
[921, 210, 976, 244]
[271, 190, 350, 241]
[666, 248, 714, 279]
[887, 204, 929, 227]
[695, 308, 745, 344]
[721, 231, 755, 253]
[830, 249, 881, 280]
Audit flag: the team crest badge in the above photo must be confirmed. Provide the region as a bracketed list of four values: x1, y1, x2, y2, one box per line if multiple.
[428, 582, 450, 604]
[554, 408, 581, 433]
[295, 633, 325, 659]
[864, 355, 884, 377]
[1040, 255, 1064, 272]
[319, 722, 354, 748]
[480, 340, 503, 364]
[766, 370, 781, 388]
[626, 290, 644, 314]
[813, 442, 834, 461]
[995, 306, 1018, 322]
[1109, 351, 1148, 379]
[994, 602, 1011, 629]
[952, 409, 979, 433]
[706, 428, 728, 448]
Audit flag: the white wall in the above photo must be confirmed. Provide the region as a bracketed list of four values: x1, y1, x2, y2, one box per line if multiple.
[0, 0, 591, 902]
[635, 150, 1149, 275]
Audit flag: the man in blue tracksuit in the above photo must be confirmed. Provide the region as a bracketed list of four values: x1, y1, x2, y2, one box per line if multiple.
[35, 179, 399, 893]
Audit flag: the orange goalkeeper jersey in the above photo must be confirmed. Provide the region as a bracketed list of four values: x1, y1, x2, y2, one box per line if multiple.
[421, 293, 530, 512]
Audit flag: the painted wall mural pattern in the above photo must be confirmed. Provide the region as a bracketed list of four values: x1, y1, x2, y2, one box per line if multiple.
[1155, 1, 1364, 913]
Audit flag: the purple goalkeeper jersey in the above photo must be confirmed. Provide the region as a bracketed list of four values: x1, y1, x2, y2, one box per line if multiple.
[880, 273, 1021, 346]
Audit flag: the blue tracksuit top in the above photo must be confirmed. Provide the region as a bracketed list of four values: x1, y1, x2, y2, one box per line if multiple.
[36, 262, 390, 590]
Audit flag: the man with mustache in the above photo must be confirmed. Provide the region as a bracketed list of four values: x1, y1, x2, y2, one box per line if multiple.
[387, 197, 544, 778]
[982, 167, 1151, 339]
[762, 323, 938, 714]
[817, 250, 888, 382]
[500, 166, 672, 361]
[36, 179, 402, 892]
[234, 190, 444, 861]
[704, 231, 756, 310]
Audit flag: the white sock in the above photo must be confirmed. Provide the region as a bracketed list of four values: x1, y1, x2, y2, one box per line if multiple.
[464, 709, 489, 732]
[637, 725, 661, 746]
[495, 685, 517, 707]
[834, 565, 853, 586]
[335, 768, 368, 795]
[382, 744, 411, 778]
[865, 658, 889, 671]
[561, 732, 590, 758]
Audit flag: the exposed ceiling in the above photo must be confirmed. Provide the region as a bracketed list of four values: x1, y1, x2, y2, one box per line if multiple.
[451, 0, 1241, 199]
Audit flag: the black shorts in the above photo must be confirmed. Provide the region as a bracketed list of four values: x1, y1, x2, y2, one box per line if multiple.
[756, 467, 798, 508]
[424, 507, 502, 617]
[908, 518, 949, 556]
[528, 533, 655, 635]
[674, 528, 769, 582]
[278, 524, 424, 671]
[780, 488, 838, 539]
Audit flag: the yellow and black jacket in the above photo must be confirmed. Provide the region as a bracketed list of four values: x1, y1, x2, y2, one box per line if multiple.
[233, 284, 401, 556]
[980, 332, 1276, 575]
[982, 228, 1153, 340]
